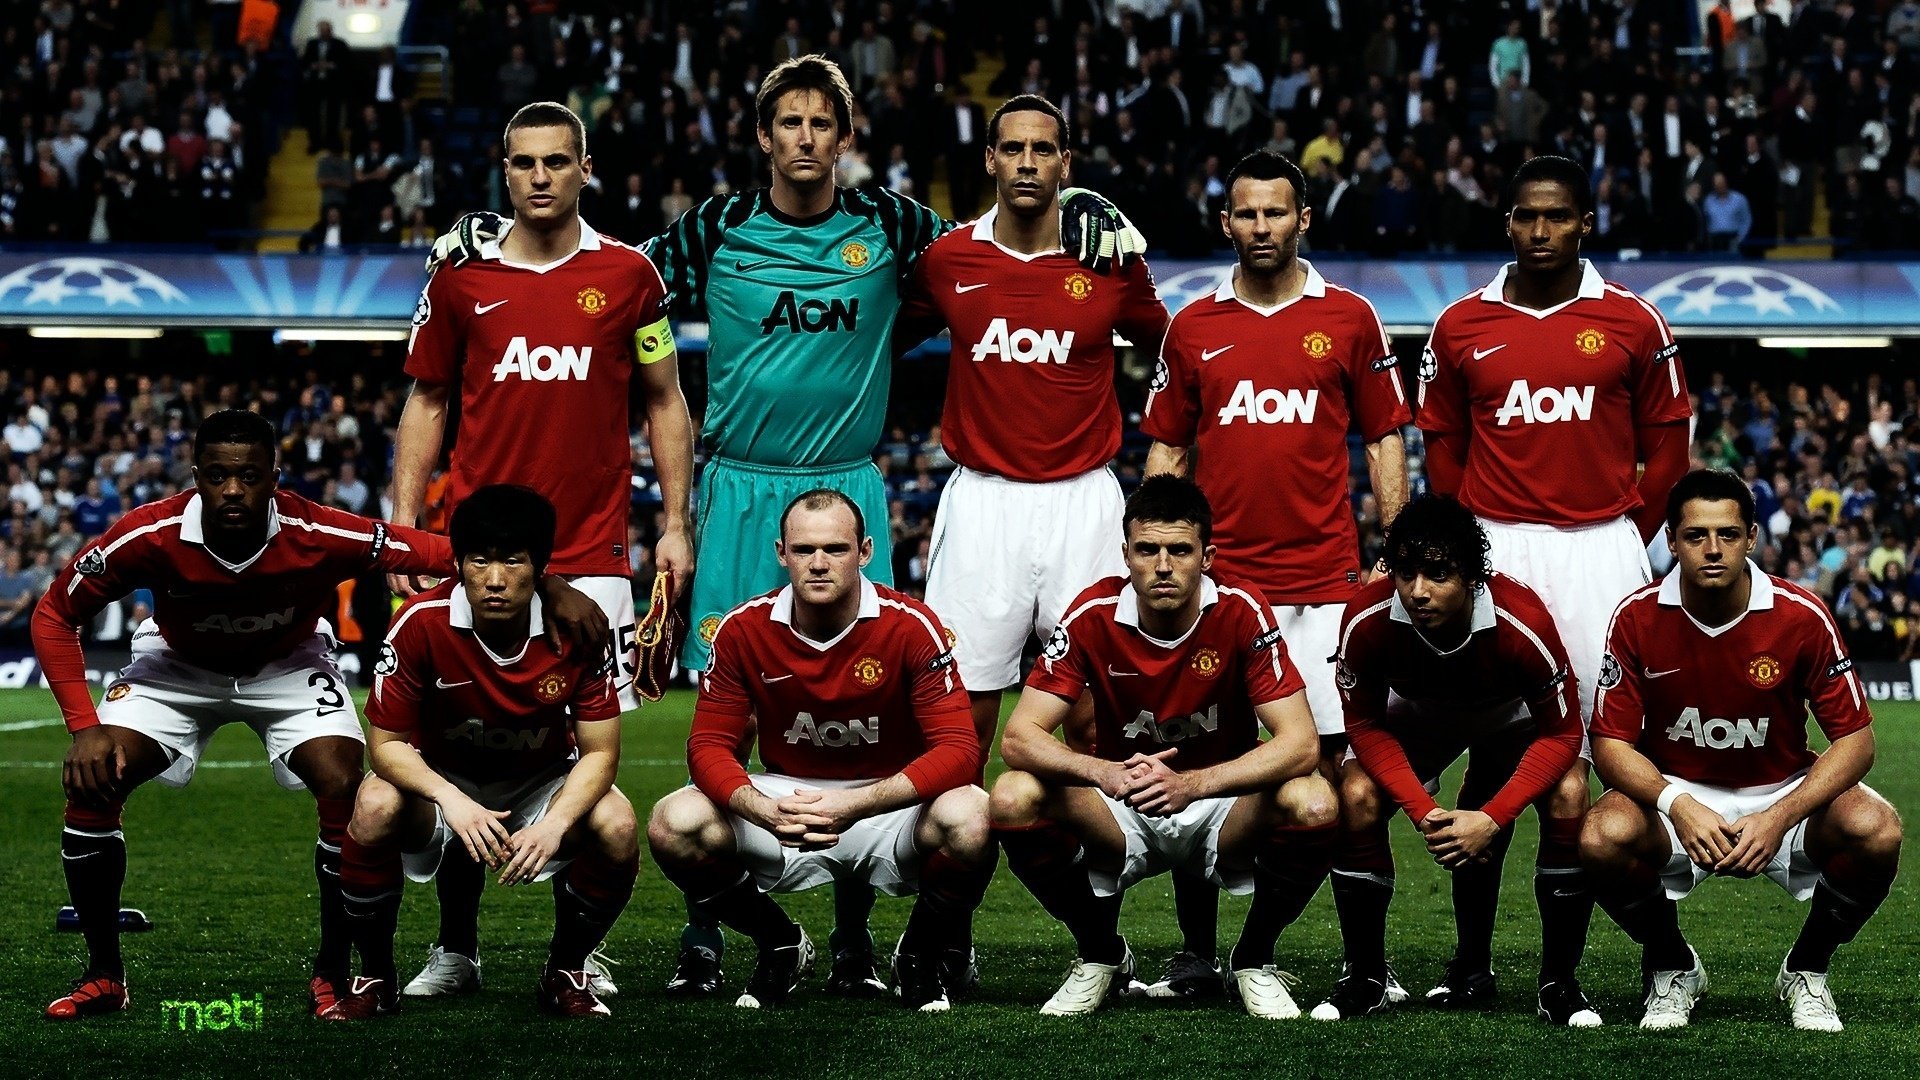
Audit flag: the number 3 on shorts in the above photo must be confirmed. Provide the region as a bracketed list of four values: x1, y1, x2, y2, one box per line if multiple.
[310, 671, 346, 712]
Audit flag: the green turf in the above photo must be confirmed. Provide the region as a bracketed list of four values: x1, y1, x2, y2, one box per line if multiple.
[0, 687, 1915, 1078]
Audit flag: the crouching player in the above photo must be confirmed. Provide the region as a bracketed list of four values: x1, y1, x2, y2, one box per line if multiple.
[1584, 469, 1902, 1031]
[990, 476, 1333, 1019]
[647, 490, 990, 1013]
[1317, 495, 1592, 1025]
[326, 485, 637, 1020]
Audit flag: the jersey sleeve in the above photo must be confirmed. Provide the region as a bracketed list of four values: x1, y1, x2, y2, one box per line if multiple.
[366, 610, 430, 735]
[31, 526, 148, 732]
[1413, 312, 1468, 436]
[1140, 312, 1201, 446]
[1347, 295, 1413, 441]
[1795, 590, 1874, 742]
[304, 503, 454, 577]
[1027, 607, 1095, 703]
[1336, 602, 1442, 823]
[897, 603, 981, 798]
[874, 188, 949, 284]
[1478, 603, 1582, 828]
[687, 614, 758, 804]
[629, 247, 677, 366]
[1626, 294, 1691, 427]
[1116, 257, 1172, 352]
[642, 194, 733, 320]
[1589, 605, 1646, 745]
[1238, 595, 1303, 707]
[895, 237, 948, 346]
[403, 267, 462, 384]
[571, 652, 622, 724]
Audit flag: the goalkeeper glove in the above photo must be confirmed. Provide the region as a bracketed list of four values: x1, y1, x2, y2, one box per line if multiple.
[423, 210, 510, 274]
[1059, 187, 1148, 276]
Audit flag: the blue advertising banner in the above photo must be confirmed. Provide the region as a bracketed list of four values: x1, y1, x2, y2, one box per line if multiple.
[0, 250, 1910, 338]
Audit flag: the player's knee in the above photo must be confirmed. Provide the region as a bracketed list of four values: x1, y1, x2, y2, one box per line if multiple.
[646, 788, 722, 860]
[988, 770, 1047, 828]
[1545, 767, 1592, 818]
[930, 785, 993, 859]
[1578, 797, 1642, 867]
[1838, 791, 1904, 863]
[591, 791, 641, 865]
[1338, 768, 1384, 828]
[1274, 774, 1339, 829]
[348, 776, 404, 843]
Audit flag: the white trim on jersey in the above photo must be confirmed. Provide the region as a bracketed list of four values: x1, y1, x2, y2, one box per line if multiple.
[1211, 259, 1327, 315]
[877, 596, 949, 653]
[1774, 587, 1866, 710]
[1337, 597, 1396, 657]
[1494, 608, 1567, 719]
[1217, 582, 1287, 683]
[481, 219, 604, 273]
[1592, 580, 1662, 719]
[373, 597, 454, 705]
[66, 513, 188, 594]
[1605, 282, 1684, 399]
[1476, 260, 1606, 319]
[1334, 282, 1407, 406]
[769, 576, 881, 652]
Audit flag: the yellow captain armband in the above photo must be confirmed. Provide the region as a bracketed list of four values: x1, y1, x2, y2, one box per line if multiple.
[634, 316, 676, 365]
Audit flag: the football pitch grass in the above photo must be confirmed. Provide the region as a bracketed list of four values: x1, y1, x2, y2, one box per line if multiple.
[1, 687, 1917, 1078]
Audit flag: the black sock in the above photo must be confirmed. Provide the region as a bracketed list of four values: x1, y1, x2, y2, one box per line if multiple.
[829, 879, 877, 956]
[1595, 870, 1692, 974]
[341, 885, 403, 985]
[434, 847, 484, 959]
[1229, 827, 1336, 971]
[681, 899, 725, 956]
[314, 840, 352, 977]
[1172, 868, 1219, 957]
[549, 876, 632, 973]
[663, 858, 798, 950]
[1450, 826, 1514, 972]
[1330, 870, 1394, 981]
[900, 850, 994, 957]
[1535, 867, 1594, 986]
[62, 826, 128, 979]
[998, 825, 1124, 965]
[1787, 876, 1891, 974]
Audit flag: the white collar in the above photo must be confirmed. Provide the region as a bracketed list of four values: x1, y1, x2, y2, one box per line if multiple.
[1389, 580, 1497, 638]
[448, 582, 547, 637]
[1212, 258, 1328, 315]
[1115, 574, 1220, 632]
[481, 219, 603, 272]
[1477, 258, 1606, 317]
[179, 492, 281, 571]
[770, 574, 881, 628]
[1658, 559, 1774, 610]
[969, 205, 1066, 261]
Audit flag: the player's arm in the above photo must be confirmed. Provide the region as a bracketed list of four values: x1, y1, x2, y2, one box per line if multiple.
[1591, 730, 1734, 869]
[774, 703, 977, 845]
[1000, 686, 1140, 798]
[1365, 430, 1409, 548]
[1630, 421, 1689, 544]
[634, 316, 697, 591]
[1144, 441, 1189, 477]
[1414, 333, 1468, 495]
[1344, 687, 1444, 824]
[368, 724, 512, 867]
[1719, 726, 1873, 876]
[1126, 690, 1319, 817]
[34, 538, 137, 803]
[1628, 316, 1691, 543]
[389, 378, 450, 596]
[642, 194, 733, 321]
[1470, 671, 1583, 831]
[1141, 323, 1198, 478]
[499, 715, 621, 884]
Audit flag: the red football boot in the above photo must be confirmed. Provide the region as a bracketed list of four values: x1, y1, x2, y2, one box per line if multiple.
[537, 969, 611, 1018]
[46, 974, 129, 1019]
[309, 973, 341, 1017]
[316, 976, 398, 1021]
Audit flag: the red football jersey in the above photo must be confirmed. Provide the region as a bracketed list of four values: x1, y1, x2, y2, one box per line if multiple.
[405, 221, 673, 576]
[1335, 572, 1582, 826]
[367, 581, 619, 785]
[903, 209, 1170, 481]
[34, 490, 452, 731]
[1143, 263, 1411, 604]
[1592, 565, 1871, 788]
[1416, 261, 1691, 526]
[688, 577, 977, 804]
[1027, 574, 1304, 770]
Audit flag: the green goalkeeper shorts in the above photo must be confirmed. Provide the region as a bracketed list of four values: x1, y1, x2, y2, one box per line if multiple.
[682, 455, 894, 671]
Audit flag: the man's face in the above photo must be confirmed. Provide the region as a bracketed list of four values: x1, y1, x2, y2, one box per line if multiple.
[757, 88, 848, 188]
[191, 441, 276, 539]
[1669, 498, 1757, 595]
[503, 123, 589, 225]
[1394, 558, 1472, 633]
[460, 547, 539, 628]
[1123, 519, 1213, 617]
[1222, 175, 1308, 274]
[988, 109, 1069, 219]
[778, 503, 872, 608]
[1507, 179, 1592, 272]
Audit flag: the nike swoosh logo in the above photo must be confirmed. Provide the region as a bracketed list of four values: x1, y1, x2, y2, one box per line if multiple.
[1471, 344, 1507, 360]
[762, 673, 795, 683]
[474, 300, 509, 315]
[735, 260, 772, 272]
[315, 708, 347, 718]
[954, 282, 989, 293]
[1107, 666, 1140, 677]
[61, 851, 100, 861]
[1643, 668, 1682, 679]
[1200, 345, 1234, 361]
[435, 678, 474, 689]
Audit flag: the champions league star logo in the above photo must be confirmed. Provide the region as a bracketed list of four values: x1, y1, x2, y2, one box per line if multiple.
[1641, 266, 1841, 320]
[0, 257, 189, 308]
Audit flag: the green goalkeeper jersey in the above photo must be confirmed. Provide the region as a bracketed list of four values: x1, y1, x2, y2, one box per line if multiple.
[644, 187, 948, 467]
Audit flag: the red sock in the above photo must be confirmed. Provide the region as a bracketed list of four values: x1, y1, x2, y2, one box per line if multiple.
[1536, 814, 1584, 870]
[339, 835, 403, 898]
[315, 796, 352, 851]
[1334, 820, 1394, 877]
[64, 800, 125, 833]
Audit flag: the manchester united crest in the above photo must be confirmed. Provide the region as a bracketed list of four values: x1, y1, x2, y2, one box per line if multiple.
[536, 673, 570, 702]
[840, 241, 871, 269]
[852, 655, 885, 688]
[1574, 328, 1606, 356]
[1302, 330, 1334, 359]
[1747, 654, 1783, 689]
[104, 682, 131, 702]
[699, 615, 721, 644]
[1063, 271, 1095, 303]
[1190, 647, 1223, 680]
[576, 286, 609, 316]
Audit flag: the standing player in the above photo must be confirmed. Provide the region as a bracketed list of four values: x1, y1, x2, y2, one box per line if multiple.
[1584, 470, 1901, 1031]
[903, 93, 1170, 755]
[392, 100, 692, 999]
[324, 486, 638, 1020]
[1415, 153, 1691, 1006]
[1142, 148, 1409, 996]
[989, 476, 1334, 1019]
[645, 490, 991, 1013]
[34, 411, 602, 1019]
[1315, 495, 1593, 1025]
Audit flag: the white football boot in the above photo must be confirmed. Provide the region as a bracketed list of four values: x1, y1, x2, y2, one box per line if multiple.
[1639, 947, 1709, 1030]
[1040, 944, 1136, 1016]
[1776, 960, 1843, 1032]
[1231, 966, 1303, 1020]
[401, 946, 481, 997]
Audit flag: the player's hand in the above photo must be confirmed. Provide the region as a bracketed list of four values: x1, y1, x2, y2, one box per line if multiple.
[1363, 558, 1390, 585]
[1425, 809, 1503, 868]
[1417, 806, 1450, 835]
[1098, 750, 1168, 801]
[1667, 793, 1739, 870]
[1714, 808, 1789, 878]
[777, 786, 871, 844]
[1059, 187, 1147, 275]
[538, 575, 611, 658]
[387, 572, 436, 598]
[1120, 749, 1191, 816]
[653, 525, 696, 597]
[64, 726, 126, 805]
[424, 210, 508, 273]
[441, 794, 513, 868]
[498, 816, 569, 885]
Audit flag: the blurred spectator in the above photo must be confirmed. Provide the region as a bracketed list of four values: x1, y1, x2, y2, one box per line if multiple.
[299, 205, 348, 253]
[301, 20, 347, 153]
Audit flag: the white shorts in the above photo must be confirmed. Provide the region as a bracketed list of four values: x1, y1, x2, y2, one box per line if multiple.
[925, 466, 1126, 692]
[566, 574, 639, 712]
[1658, 773, 1818, 901]
[1089, 792, 1249, 898]
[402, 763, 576, 883]
[1270, 603, 1345, 738]
[1480, 516, 1650, 727]
[730, 774, 956, 898]
[97, 620, 363, 791]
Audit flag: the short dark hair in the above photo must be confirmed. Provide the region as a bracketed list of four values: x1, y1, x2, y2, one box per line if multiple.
[193, 409, 277, 462]
[988, 93, 1070, 146]
[503, 101, 586, 160]
[1124, 475, 1212, 546]
[1381, 495, 1493, 587]
[1226, 149, 1310, 211]
[451, 484, 557, 574]
[1665, 468, 1756, 530]
[781, 488, 866, 543]
[1507, 153, 1594, 213]
[756, 54, 855, 137]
